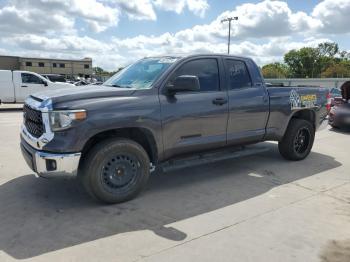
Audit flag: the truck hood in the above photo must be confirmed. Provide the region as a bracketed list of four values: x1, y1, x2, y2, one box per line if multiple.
[32, 85, 136, 104]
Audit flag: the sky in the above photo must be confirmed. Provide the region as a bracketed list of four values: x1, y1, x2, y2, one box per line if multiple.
[0, 0, 349, 70]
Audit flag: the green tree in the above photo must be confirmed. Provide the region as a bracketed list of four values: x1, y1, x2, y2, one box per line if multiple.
[317, 42, 340, 75]
[340, 51, 348, 59]
[93, 67, 104, 74]
[321, 61, 350, 78]
[318, 42, 339, 57]
[264, 41, 349, 79]
[284, 47, 322, 78]
[262, 63, 290, 78]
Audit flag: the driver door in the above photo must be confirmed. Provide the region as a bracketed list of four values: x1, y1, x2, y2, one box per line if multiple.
[159, 57, 229, 159]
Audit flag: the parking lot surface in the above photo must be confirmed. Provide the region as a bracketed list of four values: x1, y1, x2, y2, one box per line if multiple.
[0, 111, 349, 262]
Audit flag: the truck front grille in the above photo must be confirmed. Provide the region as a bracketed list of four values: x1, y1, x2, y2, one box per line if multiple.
[23, 104, 44, 138]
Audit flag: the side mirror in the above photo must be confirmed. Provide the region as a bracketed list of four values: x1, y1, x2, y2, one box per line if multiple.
[43, 81, 48, 86]
[167, 75, 200, 94]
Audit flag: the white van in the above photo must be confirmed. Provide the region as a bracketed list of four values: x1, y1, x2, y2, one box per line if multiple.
[0, 70, 74, 103]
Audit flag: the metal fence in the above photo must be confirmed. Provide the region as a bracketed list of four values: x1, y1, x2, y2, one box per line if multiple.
[266, 78, 350, 89]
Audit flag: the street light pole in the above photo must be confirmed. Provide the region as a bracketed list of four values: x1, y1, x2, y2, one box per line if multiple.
[221, 17, 238, 54]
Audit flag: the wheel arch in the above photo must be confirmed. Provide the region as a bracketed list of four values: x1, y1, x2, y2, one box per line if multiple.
[290, 109, 316, 128]
[280, 109, 316, 141]
[80, 127, 158, 166]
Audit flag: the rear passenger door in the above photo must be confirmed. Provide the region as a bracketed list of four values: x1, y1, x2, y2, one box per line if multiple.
[160, 57, 229, 159]
[225, 59, 269, 145]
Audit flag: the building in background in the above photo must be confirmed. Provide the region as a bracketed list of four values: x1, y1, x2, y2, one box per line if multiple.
[0, 55, 93, 79]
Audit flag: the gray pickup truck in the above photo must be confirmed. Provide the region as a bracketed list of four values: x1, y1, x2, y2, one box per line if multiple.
[20, 54, 330, 203]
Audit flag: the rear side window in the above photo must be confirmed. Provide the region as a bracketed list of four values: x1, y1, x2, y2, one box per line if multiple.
[246, 59, 263, 84]
[225, 60, 252, 89]
[21, 73, 43, 84]
[171, 58, 220, 92]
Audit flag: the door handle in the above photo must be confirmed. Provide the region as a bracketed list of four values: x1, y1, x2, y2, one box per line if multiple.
[21, 85, 28, 88]
[212, 97, 228, 105]
[263, 95, 269, 103]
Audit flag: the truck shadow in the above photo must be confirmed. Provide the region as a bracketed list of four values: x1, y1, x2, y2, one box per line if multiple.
[320, 239, 350, 262]
[0, 142, 342, 259]
[330, 127, 350, 134]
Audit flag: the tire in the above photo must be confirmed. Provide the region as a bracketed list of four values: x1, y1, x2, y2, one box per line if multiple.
[80, 138, 150, 204]
[328, 119, 338, 129]
[278, 119, 315, 161]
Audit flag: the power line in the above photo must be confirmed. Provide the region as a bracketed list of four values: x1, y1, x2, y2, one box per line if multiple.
[221, 17, 238, 54]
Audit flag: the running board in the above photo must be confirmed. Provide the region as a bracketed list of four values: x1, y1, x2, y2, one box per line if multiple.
[159, 145, 270, 173]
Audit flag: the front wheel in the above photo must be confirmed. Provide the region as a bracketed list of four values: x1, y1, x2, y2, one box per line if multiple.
[278, 119, 315, 161]
[80, 138, 150, 204]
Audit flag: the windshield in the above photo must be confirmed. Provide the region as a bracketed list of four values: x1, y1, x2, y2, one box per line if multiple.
[104, 57, 179, 89]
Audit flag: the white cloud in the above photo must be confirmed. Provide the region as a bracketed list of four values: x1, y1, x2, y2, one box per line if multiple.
[215, 0, 322, 39]
[5, 35, 113, 53]
[153, 0, 185, 14]
[312, 0, 350, 34]
[0, 0, 120, 34]
[0, 5, 75, 35]
[116, 0, 156, 20]
[184, 0, 209, 17]
[1, 0, 350, 70]
[0, 0, 210, 35]
[153, 0, 209, 17]
[289, 11, 321, 32]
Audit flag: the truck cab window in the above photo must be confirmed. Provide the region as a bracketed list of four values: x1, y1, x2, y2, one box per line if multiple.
[225, 60, 252, 89]
[170, 59, 220, 92]
[21, 73, 43, 84]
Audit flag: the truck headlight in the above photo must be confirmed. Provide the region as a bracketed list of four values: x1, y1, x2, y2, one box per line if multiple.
[49, 110, 87, 131]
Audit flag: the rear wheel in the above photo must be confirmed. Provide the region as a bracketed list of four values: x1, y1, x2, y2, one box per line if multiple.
[80, 138, 150, 204]
[278, 119, 315, 161]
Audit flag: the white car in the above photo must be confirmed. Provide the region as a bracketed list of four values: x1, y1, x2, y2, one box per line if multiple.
[0, 70, 74, 103]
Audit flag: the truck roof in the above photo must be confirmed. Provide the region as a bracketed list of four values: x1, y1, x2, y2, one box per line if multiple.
[145, 53, 252, 61]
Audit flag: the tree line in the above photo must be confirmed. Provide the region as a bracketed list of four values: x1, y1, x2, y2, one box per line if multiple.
[262, 42, 350, 79]
[93, 66, 124, 77]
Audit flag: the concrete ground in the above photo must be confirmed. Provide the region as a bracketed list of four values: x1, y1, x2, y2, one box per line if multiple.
[0, 111, 349, 262]
[0, 103, 23, 111]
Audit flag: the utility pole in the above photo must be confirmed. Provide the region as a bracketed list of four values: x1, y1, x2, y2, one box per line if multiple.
[221, 17, 238, 54]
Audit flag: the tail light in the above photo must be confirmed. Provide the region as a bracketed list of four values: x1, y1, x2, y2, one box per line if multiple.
[326, 92, 331, 112]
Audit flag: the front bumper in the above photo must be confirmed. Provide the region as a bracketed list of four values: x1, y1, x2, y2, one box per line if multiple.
[20, 96, 81, 178]
[20, 136, 81, 178]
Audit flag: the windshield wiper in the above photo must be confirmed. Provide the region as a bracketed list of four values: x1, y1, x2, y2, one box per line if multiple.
[106, 84, 132, 88]
[106, 84, 122, 87]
